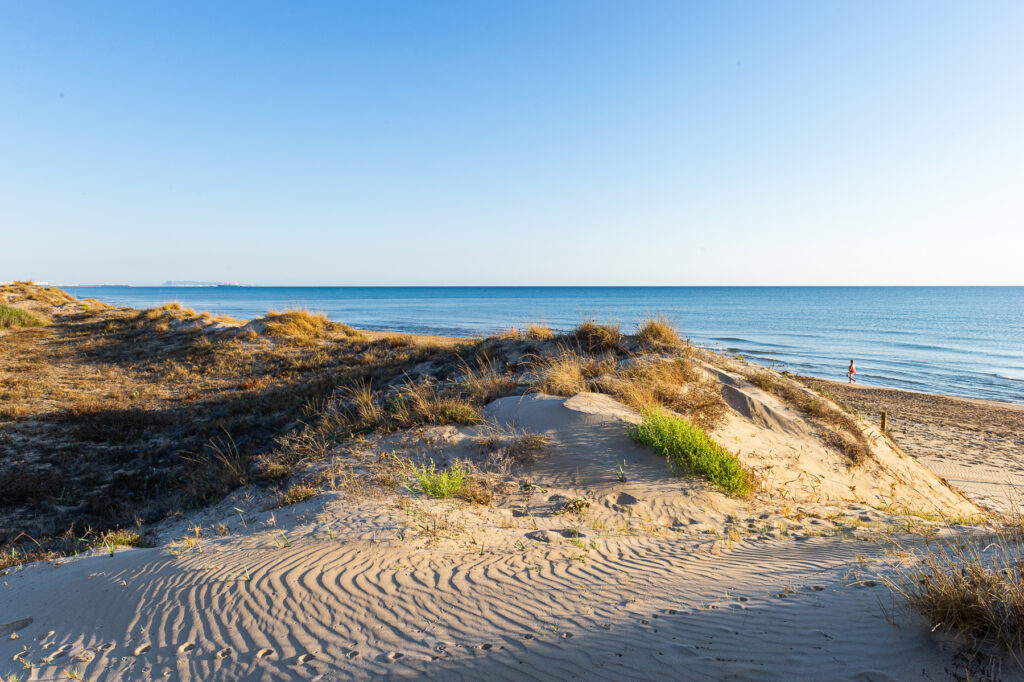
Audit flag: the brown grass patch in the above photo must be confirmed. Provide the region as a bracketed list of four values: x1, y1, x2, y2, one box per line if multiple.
[636, 314, 681, 346]
[261, 309, 358, 343]
[459, 357, 517, 405]
[530, 347, 616, 396]
[529, 348, 728, 430]
[574, 320, 621, 352]
[882, 533, 1024, 657]
[279, 481, 320, 506]
[525, 325, 555, 341]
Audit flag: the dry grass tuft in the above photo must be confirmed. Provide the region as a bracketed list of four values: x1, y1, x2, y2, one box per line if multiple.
[574, 319, 621, 352]
[279, 481, 320, 506]
[530, 347, 615, 396]
[636, 314, 681, 346]
[459, 357, 517, 405]
[390, 381, 481, 427]
[261, 309, 358, 344]
[531, 348, 728, 430]
[610, 359, 727, 431]
[525, 325, 555, 341]
[882, 533, 1024, 656]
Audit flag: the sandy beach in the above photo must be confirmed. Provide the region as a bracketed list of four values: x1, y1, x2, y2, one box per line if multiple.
[800, 378, 1024, 512]
[0, 284, 1019, 681]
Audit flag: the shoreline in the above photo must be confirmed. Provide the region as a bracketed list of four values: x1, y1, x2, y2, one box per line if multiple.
[58, 284, 1024, 406]
[1, 282, 1020, 678]
[799, 376, 1024, 510]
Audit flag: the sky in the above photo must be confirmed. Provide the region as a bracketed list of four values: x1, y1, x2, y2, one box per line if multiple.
[1, 1, 1022, 286]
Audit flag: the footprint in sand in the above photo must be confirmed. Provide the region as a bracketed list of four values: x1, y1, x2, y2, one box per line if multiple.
[178, 642, 195, 654]
[384, 652, 404, 662]
[256, 648, 275, 659]
[296, 652, 316, 664]
[133, 644, 151, 656]
[479, 643, 493, 650]
[345, 650, 360, 659]
[216, 648, 233, 659]
[560, 632, 573, 639]
[48, 644, 70, 660]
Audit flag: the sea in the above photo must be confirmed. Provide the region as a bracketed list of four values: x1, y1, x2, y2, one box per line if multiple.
[62, 286, 1024, 405]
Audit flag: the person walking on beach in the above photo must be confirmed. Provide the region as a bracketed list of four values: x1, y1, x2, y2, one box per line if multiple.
[848, 360, 857, 383]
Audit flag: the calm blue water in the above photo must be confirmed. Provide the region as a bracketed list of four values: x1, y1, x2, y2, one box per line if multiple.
[63, 286, 1024, 404]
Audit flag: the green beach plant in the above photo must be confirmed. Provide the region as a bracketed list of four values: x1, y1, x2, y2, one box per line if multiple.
[412, 459, 467, 498]
[629, 408, 753, 496]
[0, 304, 45, 329]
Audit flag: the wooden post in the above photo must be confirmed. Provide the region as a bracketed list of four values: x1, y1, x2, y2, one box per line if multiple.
[881, 411, 887, 431]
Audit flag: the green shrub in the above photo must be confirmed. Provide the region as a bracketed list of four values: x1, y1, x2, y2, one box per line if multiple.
[629, 408, 753, 495]
[0, 304, 45, 329]
[412, 459, 467, 498]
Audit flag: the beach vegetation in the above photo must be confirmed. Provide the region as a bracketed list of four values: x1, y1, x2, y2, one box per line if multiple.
[261, 308, 359, 344]
[530, 348, 727, 430]
[574, 319, 621, 352]
[556, 497, 591, 514]
[0, 304, 45, 329]
[636, 314, 681, 346]
[530, 346, 615, 396]
[629, 408, 753, 496]
[279, 482, 320, 506]
[882, 533, 1024, 658]
[182, 430, 251, 492]
[411, 459, 468, 498]
[389, 380, 481, 426]
[525, 324, 555, 341]
[459, 357, 517, 405]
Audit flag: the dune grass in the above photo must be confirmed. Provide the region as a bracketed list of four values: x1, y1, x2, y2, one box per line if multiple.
[0, 304, 45, 329]
[636, 314, 681, 346]
[574, 319, 621, 352]
[261, 309, 359, 343]
[629, 408, 753, 496]
[525, 324, 555, 341]
[530, 346, 615, 396]
[882, 533, 1024, 657]
[279, 481, 320, 506]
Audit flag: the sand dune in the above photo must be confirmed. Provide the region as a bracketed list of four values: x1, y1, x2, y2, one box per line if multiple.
[1, 382, 1003, 680]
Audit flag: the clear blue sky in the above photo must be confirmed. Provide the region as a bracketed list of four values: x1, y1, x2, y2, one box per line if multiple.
[2, 1, 1022, 285]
